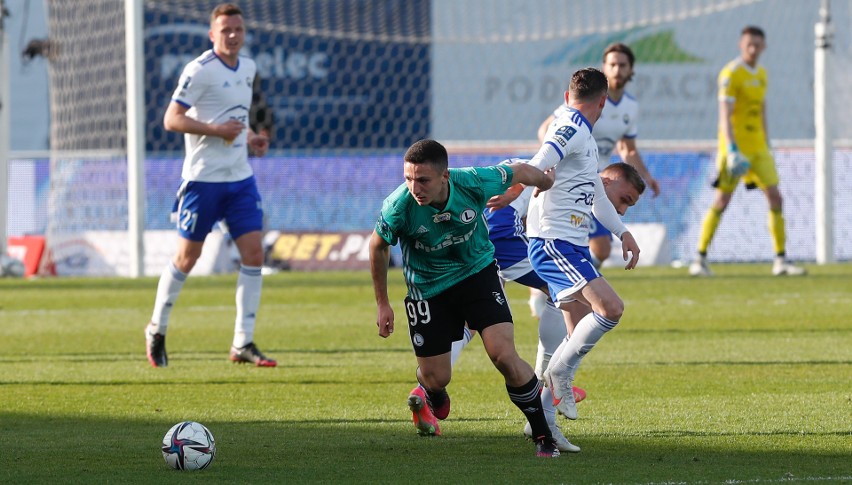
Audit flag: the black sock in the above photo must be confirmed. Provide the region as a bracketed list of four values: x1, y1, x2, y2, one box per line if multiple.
[416, 374, 448, 412]
[425, 387, 447, 410]
[507, 377, 550, 439]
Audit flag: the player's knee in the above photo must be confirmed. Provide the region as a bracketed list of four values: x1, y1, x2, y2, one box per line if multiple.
[598, 297, 624, 322]
[173, 254, 198, 274]
[488, 348, 521, 376]
[593, 246, 611, 262]
[240, 252, 264, 267]
[768, 194, 783, 210]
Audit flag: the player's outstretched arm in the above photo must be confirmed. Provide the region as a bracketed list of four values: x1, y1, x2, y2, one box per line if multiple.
[506, 162, 553, 193]
[486, 183, 524, 210]
[369, 231, 395, 338]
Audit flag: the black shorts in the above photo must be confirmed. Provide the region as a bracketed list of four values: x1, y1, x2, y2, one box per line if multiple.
[405, 262, 513, 357]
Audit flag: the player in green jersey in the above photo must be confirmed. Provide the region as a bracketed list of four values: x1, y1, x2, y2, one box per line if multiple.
[369, 139, 559, 457]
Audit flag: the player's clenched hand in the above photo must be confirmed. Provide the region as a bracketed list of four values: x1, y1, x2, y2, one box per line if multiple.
[620, 231, 640, 270]
[376, 303, 395, 338]
[248, 132, 269, 157]
[218, 119, 245, 143]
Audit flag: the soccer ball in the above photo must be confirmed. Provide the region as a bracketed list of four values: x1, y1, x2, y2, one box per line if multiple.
[161, 421, 216, 470]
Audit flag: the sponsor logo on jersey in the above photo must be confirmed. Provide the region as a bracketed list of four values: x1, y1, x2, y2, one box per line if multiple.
[554, 125, 577, 140]
[460, 208, 476, 224]
[414, 226, 476, 252]
[433, 212, 451, 223]
[570, 214, 586, 227]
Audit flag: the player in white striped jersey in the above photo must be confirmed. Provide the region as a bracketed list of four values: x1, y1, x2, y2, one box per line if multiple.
[537, 43, 658, 267]
[145, 3, 275, 368]
[527, 68, 642, 425]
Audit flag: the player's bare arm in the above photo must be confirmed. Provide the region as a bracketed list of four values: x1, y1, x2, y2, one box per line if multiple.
[506, 162, 553, 192]
[369, 231, 395, 338]
[486, 183, 525, 210]
[617, 138, 659, 197]
[537, 114, 556, 143]
[164, 102, 245, 141]
[719, 98, 736, 147]
[761, 100, 770, 146]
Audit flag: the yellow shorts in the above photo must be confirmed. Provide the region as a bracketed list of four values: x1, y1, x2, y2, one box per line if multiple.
[713, 148, 778, 193]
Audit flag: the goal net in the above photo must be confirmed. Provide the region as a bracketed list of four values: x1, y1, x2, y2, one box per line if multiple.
[38, 0, 852, 275]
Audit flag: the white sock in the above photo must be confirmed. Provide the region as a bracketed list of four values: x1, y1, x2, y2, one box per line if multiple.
[541, 386, 558, 426]
[549, 311, 618, 380]
[450, 326, 473, 367]
[536, 302, 567, 376]
[529, 288, 547, 318]
[150, 261, 187, 334]
[233, 265, 263, 348]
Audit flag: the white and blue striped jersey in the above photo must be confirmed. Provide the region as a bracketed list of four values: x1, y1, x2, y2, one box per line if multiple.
[551, 93, 639, 171]
[527, 107, 600, 245]
[172, 50, 256, 183]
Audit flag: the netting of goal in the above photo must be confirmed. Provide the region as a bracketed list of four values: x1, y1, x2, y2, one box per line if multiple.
[33, 0, 852, 275]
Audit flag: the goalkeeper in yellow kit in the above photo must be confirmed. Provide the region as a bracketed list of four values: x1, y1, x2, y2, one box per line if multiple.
[690, 25, 805, 277]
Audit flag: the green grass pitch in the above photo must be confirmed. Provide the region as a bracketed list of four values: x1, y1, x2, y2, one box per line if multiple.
[1, 264, 850, 484]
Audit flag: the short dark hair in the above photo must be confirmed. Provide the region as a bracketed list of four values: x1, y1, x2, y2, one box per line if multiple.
[603, 43, 635, 67]
[601, 162, 646, 195]
[569, 68, 608, 103]
[211, 3, 243, 23]
[404, 139, 449, 172]
[741, 25, 765, 39]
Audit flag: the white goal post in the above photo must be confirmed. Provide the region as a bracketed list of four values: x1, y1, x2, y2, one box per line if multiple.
[0, 0, 10, 257]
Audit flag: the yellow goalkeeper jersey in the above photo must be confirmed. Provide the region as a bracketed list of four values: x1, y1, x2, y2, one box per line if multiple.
[717, 58, 768, 153]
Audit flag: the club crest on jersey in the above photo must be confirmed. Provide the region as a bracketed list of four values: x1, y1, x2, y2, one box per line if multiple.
[433, 212, 451, 223]
[412, 333, 424, 346]
[460, 209, 476, 224]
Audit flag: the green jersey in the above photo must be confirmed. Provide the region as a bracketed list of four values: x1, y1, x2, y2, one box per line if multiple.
[375, 165, 514, 299]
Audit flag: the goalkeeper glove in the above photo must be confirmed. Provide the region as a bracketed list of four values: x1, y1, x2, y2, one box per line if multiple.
[726, 143, 751, 177]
